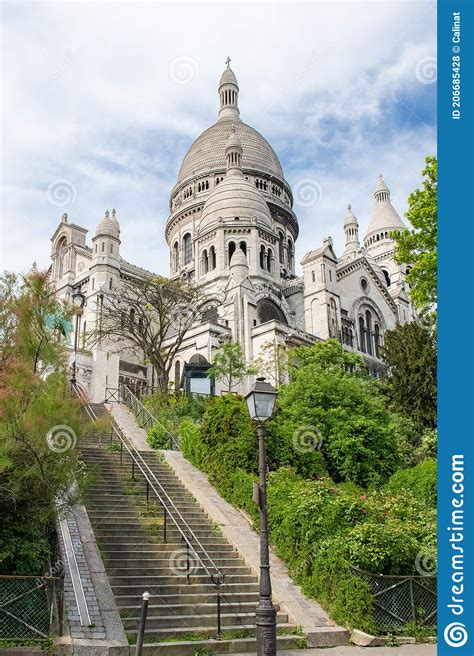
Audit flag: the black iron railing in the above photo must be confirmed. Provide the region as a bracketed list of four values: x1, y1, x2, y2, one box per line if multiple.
[106, 384, 180, 450]
[75, 384, 225, 636]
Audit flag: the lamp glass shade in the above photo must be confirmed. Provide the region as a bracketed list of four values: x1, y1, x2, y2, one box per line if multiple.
[245, 378, 277, 421]
[72, 288, 85, 309]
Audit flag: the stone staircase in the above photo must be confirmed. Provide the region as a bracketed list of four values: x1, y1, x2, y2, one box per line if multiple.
[79, 403, 306, 655]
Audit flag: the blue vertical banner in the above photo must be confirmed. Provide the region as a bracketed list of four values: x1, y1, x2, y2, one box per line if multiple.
[438, 0, 474, 654]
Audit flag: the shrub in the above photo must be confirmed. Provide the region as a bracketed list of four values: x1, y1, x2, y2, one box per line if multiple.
[0, 514, 51, 575]
[180, 419, 208, 470]
[147, 421, 173, 449]
[271, 357, 401, 486]
[385, 459, 437, 507]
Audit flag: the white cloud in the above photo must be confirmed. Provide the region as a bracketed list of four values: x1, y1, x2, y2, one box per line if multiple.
[1, 1, 436, 274]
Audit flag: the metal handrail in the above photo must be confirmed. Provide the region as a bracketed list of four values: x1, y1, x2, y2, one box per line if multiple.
[74, 384, 224, 589]
[119, 384, 180, 450]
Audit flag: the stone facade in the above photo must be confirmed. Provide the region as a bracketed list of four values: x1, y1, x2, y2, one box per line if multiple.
[49, 62, 413, 400]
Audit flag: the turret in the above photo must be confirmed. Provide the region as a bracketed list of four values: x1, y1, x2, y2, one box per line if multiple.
[341, 204, 360, 259]
[218, 58, 240, 121]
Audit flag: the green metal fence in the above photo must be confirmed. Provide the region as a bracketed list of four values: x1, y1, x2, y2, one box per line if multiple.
[0, 573, 64, 642]
[350, 566, 437, 632]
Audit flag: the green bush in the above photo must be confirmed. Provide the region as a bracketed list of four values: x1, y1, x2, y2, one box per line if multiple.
[147, 422, 173, 449]
[180, 419, 208, 470]
[144, 393, 210, 450]
[0, 514, 51, 575]
[270, 341, 401, 487]
[385, 459, 437, 507]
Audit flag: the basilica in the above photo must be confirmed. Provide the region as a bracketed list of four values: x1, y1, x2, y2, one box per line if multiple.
[50, 62, 413, 401]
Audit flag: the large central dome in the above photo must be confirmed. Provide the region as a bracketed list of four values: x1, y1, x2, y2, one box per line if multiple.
[177, 119, 284, 184]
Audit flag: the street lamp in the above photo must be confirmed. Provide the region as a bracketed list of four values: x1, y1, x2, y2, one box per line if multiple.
[244, 377, 278, 656]
[70, 285, 86, 387]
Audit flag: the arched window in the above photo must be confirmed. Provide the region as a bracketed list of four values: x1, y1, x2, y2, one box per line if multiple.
[329, 298, 338, 339]
[210, 246, 216, 270]
[278, 231, 284, 262]
[349, 328, 354, 347]
[202, 249, 209, 274]
[173, 241, 179, 272]
[267, 248, 273, 273]
[228, 241, 236, 265]
[239, 241, 247, 255]
[382, 269, 391, 287]
[259, 245, 266, 269]
[57, 237, 67, 278]
[287, 238, 294, 269]
[374, 324, 381, 358]
[359, 316, 366, 353]
[183, 233, 192, 265]
[365, 310, 373, 355]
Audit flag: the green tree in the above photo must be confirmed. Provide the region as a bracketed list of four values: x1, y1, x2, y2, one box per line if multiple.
[381, 322, 437, 434]
[253, 340, 290, 388]
[208, 342, 256, 392]
[0, 270, 88, 574]
[87, 274, 204, 394]
[270, 340, 402, 486]
[393, 156, 437, 310]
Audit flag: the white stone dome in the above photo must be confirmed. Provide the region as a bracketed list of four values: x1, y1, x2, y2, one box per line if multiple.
[198, 169, 272, 231]
[177, 119, 284, 184]
[364, 175, 405, 247]
[95, 209, 120, 239]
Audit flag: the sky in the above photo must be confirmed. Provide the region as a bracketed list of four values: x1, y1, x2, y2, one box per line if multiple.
[1, 0, 437, 276]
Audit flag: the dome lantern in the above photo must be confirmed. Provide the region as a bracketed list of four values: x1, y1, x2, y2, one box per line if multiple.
[218, 57, 240, 121]
[225, 125, 243, 172]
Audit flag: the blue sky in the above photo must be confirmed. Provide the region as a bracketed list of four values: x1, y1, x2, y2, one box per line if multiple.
[1, 0, 436, 275]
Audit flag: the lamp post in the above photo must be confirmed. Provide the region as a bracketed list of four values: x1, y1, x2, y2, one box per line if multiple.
[245, 377, 278, 656]
[70, 285, 86, 387]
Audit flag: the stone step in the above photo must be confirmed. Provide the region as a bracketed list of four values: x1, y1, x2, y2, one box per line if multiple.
[98, 543, 236, 553]
[105, 563, 250, 575]
[138, 635, 302, 656]
[111, 582, 260, 596]
[122, 611, 289, 631]
[110, 574, 257, 588]
[126, 623, 296, 639]
[119, 601, 265, 616]
[114, 592, 260, 606]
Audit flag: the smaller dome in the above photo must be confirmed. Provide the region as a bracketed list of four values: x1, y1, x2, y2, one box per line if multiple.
[344, 204, 358, 228]
[374, 174, 390, 195]
[199, 171, 272, 232]
[364, 176, 405, 244]
[230, 245, 248, 270]
[219, 63, 238, 88]
[95, 208, 120, 238]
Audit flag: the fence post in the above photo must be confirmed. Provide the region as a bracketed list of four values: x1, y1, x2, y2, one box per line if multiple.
[135, 591, 150, 656]
[216, 584, 221, 638]
[132, 460, 135, 481]
[146, 480, 149, 510]
[409, 578, 416, 621]
[186, 541, 190, 583]
[163, 507, 167, 543]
